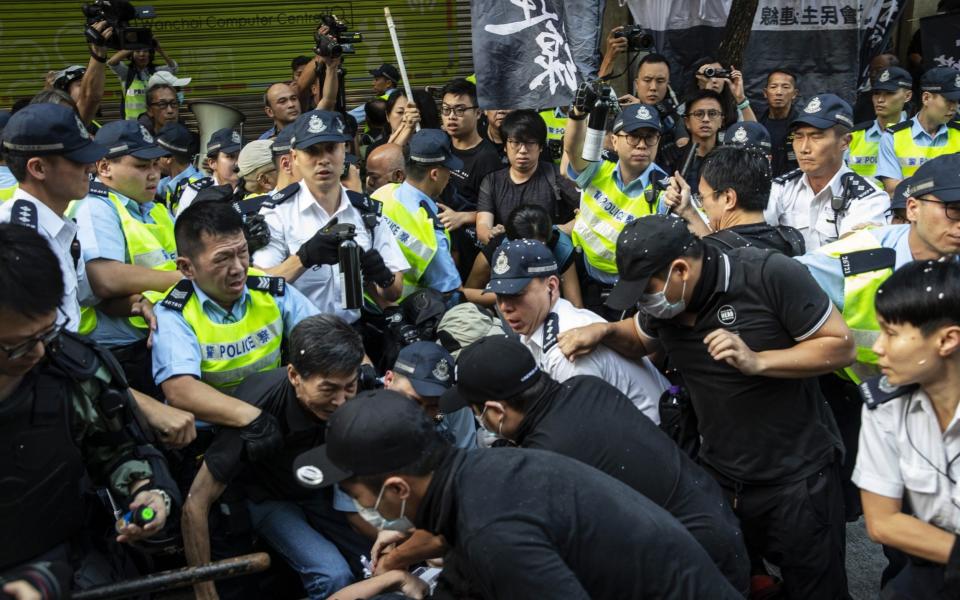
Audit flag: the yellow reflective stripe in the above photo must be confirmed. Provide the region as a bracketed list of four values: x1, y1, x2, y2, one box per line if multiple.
[124, 77, 147, 120]
[892, 127, 960, 177]
[78, 306, 97, 336]
[0, 184, 17, 202]
[848, 129, 879, 178]
[201, 346, 283, 390]
[372, 183, 440, 300]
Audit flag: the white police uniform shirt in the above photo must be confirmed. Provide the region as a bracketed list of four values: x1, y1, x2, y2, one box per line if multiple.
[174, 174, 230, 218]
[520, 297, 667, 424]
[853, 389, 960, 534]
[0, 190, 92, 331]
[253, 181, 409, 323]
[764, 164, 889, 252]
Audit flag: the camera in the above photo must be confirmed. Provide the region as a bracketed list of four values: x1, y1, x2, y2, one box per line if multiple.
[613, 24, 654, 51]
[82, 0, 155, 50]
[702, 66, 731, 79]
[314, 14, 363, 58]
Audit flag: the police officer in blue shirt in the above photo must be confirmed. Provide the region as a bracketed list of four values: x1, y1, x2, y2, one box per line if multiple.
[876, 67, 960, 195]
[0, 110, 15, 198]
[847, 67, 912, 180]
[155, 122, 201, 210]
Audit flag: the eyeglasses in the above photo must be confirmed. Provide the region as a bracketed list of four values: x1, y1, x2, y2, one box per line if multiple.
[149, 100, 180, 110]
[688, 109, 723, 120]
[441, 104, 477, 117]
[505, 139, 539, 151]
[615, 132, 660, 148]
[0, 311, 67, 360]
[917, 198, 960, 221]
[690, 189, 723, 208]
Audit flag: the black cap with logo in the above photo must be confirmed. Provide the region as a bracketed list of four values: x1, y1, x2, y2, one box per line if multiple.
[920, 67, 960, 101]
[96, 120, 171, 160]
[392, 341, 455, 398]
[206, 128, 243, 156]
[790, 93, 854, 130]
[906, 154, 960, 203]
[484, 239, 559, 295]
[439, 335, 542, 413]
[872, 66, 913, 92]
[2, 103, 106, 163]
[290, 110, 352, 149]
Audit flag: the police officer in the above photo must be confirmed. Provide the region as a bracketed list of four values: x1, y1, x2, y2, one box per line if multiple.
[370, 130, 461, 301]
[155, 122, 201, 211]
[294, 391, 744, 599]
[0, 110, 14, 201]
[177, 128, 243, 216]
[0, 223, 171, 591]
[876, 67, 960, 195]
[488, 239, 667, 422]
[538, 107, 566, 165]
[852, 260, 960, 598]
[252, 109, 408, 324]
[558, 214, 856, 599]
[152, 198, 317, 431]
[723, 121, 773, 163]
[665, 145, 806, 256]
[565, 102, 669, 308]
[268, 126, 301, 193]
[182, 315, 372, 600]
[440, 335, 750, 594]
[346, 63, 400, 127]
[848, 66, 913, 180]
[765, 93, 890, 252]
[0, 103, 104, 331]
[72, 120, 181, 392]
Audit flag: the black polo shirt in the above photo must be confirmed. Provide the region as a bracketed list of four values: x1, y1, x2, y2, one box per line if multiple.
[513, 375, 749, 594]
[204, 368, 328, 502]
[758, 106, 799, 177]
[638, 245, 842, 485]
[704, 222, 806, 257]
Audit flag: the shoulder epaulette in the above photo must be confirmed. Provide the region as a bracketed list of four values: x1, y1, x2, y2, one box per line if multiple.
[261, 182, 301, 209]
[542, 312, 560, 353]
[947, 121, 960, 131]
[601, 148, 619, 163]
[851, 120, 873, 132]
[10, 199, 38, 230]
[841, 171, 882, 200]
[859, 375, 918, 410]
[187, 177, 215, 192]
[160, 279, 195, 312]
[886, 121, 911, 134]
[87, 181, 110, 198]
[346, 189, 382, 232]
[772, 168, 802, 185]
[839, 247, 896, 277]
[247, 274, 286, 296]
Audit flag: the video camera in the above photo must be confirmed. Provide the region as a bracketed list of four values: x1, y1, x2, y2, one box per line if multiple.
[702, 66, 731, 79]
[314, 14, 363, 59]
[82, 0, 155, 50]
[613, 24, 654, 51]
[573, 81, 622, 162]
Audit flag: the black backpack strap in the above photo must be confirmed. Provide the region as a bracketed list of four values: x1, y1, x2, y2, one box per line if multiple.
[247, 274, 286, 296]
[706, 228, 751, 249]
[839, 247, 896, 277]
[774, 225, 806, 257]
[346, 189, 382, 234]
[10, 199, 38, 230]
[160, 279, 195, 312]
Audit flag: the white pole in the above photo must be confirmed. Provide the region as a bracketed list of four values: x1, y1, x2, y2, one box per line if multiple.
[384, 7, 419, 131]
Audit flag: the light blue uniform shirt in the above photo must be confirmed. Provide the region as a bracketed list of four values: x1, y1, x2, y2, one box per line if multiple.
[437, 407, 478, 449]
[392, 181, 461, 293]
[795, 225, 914, 311]
[567, 160, 670, 284]
[0, 165, 16, 189]
[258, 126, 277, 141]
[157, 164, 200, 205]
[73, 187, 176, 347]
[151, 279, 318, 386]
[876, 116, 953, 181]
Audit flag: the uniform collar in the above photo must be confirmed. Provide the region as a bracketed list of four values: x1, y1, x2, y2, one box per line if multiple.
[99, 180, 156, 217]
[910, 115, 949, 142]
[523, 297, 565, 349]
[12, 189, 76, 243]
[296, 181, 352, 220]
[612, 161, 663, 195]
[909, 388, 960, 436]
[191, 281, 251, 320]
[800, 164, 849, 200]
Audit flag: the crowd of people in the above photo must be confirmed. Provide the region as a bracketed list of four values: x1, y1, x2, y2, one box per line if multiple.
[0, 11, 959, 600]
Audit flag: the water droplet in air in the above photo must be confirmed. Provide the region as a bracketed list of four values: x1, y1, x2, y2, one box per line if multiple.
[926, 286, 933, 292]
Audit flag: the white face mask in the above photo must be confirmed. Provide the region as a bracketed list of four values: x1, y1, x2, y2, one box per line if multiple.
[475, 405, 505, 448]
[352, 484, 415, 532]
[638, 264, 687, 319]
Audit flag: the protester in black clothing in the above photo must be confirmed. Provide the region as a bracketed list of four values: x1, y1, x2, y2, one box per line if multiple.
[557, 215, 856, 599]
[295, 390, 744, 600]
[664, 145, 805, 256]
[439, 335, 750, 595]
[758, 68, 801, 176]
[659, 90, 725, 190]
[681, 57, 756, 130]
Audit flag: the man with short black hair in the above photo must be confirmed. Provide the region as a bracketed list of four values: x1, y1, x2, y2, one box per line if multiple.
[141, 83, 179, 136]
[155, 122, 200, 211]
[182, 314, 372, 600]
[259, 82, 302, 140]
[176, 128, 243, 216]
[848, 66, 912, 180]
[614, 52, 685, 147]
[295, 390, 744, 599]
[659, 89, 725, 190]
[759, 68, 800, 176]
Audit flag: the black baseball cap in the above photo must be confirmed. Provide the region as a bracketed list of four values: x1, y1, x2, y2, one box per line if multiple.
[606, 214, 698, 311]
[0, 110, 9, 135]
[156, 122, 193, 155]
[906, 154, 960, 203]
[271, 126, 295, 155]
[96, 120, 170, 160]
[613, 103, 662, 134]
[206, 128, 242, 155]
[293, 390, 442, 489]
[392, 341, 455, 398]
[892, 177, 912, 211]
[724, 121, 771, 150]
[791, 94, 854, 130]
[408, 129, 463, 171]
[2, 103, 106, 163]
[370, 64, 400, 83]
[484, 239, 558, 295]
[872, 66, 913, 92]
[921, 67, 960, 101]
[439, 335, 542, 413]
[290, 110, 352, 149]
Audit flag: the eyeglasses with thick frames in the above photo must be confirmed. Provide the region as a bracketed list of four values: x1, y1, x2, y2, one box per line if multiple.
[688, 109, 723, 120]
[0, 310, 68, 360]
[615, 132, 660, 148]
[916, 198, 960, 221]
[505, 139, 539, 151]
[149, 100, 180, 110]
[441, 104, 477, 117]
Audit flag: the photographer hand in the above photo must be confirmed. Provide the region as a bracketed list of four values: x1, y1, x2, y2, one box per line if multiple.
[85, 20, 114, 53]
[1, 580, 41, 600]
[605, 26, 628, 58]
[729, 65, 746, 103]
[296, 218, 342, 268]
[361, 249, 395, 289]
[572, 82, 599, 115]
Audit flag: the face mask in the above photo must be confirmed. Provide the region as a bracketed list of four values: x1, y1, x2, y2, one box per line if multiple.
[475, 405, 503, 448]
[639, 264, 687, 319]
[352, 484, 415, 532]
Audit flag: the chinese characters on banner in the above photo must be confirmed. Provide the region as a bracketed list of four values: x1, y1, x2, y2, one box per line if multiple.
[921, 12, 960, 71]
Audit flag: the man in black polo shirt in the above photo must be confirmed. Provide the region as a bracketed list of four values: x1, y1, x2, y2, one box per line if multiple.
[439, 335, 750, 595]
[663, 145, 805, 256]
[294, 390, 744, 600]
[557, 215, 856, 599]
[181, 315, 373, 600]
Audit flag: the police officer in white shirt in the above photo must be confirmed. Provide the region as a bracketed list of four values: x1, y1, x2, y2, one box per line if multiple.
[853, 260, 960, 599]
[0, 103, 106, 331]
[765, 93, 890, 251]
[253, 109, 408, 323]
[486, 238, 667, 423]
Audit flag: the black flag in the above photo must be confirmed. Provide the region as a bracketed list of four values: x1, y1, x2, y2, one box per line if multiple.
[471, 0, 584, 110]
[921, 12, 960, 71]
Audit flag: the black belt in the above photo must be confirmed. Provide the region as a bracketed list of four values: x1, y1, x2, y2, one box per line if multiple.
[107, 339, 148, 364]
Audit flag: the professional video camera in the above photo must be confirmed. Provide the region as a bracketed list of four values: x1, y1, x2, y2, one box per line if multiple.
[573, 81, 621, 162]
[314, 14, 363, 59]
[702, 66, 731, 79]
[82, 0, 155, 50]
[613, 24, 654, 51]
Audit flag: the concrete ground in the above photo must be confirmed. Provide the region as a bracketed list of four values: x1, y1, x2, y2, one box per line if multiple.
[847, 517, 886, 600]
